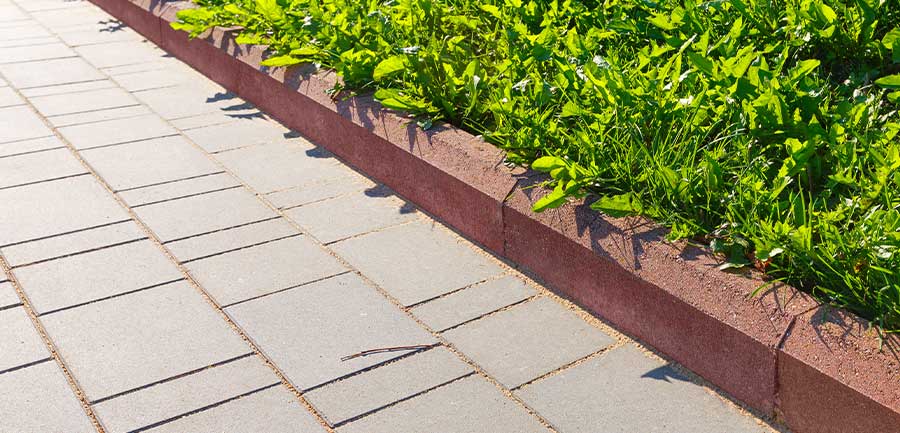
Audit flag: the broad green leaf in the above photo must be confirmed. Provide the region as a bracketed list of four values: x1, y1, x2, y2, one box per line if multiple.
[479, 4, 502, 19]
[255, 0, 283, 22]
[883, 27, 900, 49]
[876, 74, 900, 89]
[261, 55, 301, 67]
[687, 52, 714, 77]
[373, 55, 407, 81]
[590, 193, 642, 217]
[532, 156, 566, 172]
[532, 187, 567, 212]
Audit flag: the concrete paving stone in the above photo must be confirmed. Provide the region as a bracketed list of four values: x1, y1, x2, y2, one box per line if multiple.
[0, 35, 58, 48]
[170, 110, 270, 130]
[135, 187, 277, 242]
[165, 217, 297, 262]
[93, 355, 281, 433]
[185, 235, 346, 306]
[410, 275, 538, 332]
[19, 78, 116, 97]
[14, 240, 183, 314]
[0, 105, 51, 143]
[0, 42, 75, 64]
[0, 281, 21, 309]
[1, 220, 145, 267]
[48, 104, 151, 128]
[215, 141, 353, 193]
[266, 172, 376, 210]
[56, 26, 142, 47]
[16, 0, 88, 12]
[0, 5, 28, 22]
[0, 147, 87, 189]
[30, 5, 111, 28]
[442, 297, 615, 389]
[58, 113, 177, 150]
[0, 306, 49, 372]
[145, 386, 326, 433]
[40, 280, 251, 401]
[102, 58, 186, 75]
[80, 135, 220, 191]
[0, 57, 105, 88]
[0, 135, 63, 158]
[183, 117, 294, 153]
[118, 172, 236, 207]
[516, 344, 768, 433]
[0, 176, 129, 246]
[285, 188, 420, 243]
[306, 347, 473, 426]
[30, 86, 139, 117]
[331, 220, 504, 306]
[112, 67, 200, 92]
[75, 40, 165, 69]
[0, 86, 24, 107]
[338, 375, 547, 433]
[133, 84, 256, 120]
[226, 272, 436, 390]
[0, 20, 52, 40]
[0, 361, 95, 433]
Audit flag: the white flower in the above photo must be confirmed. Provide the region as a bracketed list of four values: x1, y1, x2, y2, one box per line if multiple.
[678, 95, 694, 105]
[576, 66, 587, 81]
[473, 75, 481, 88]
[302, 15, 313, 26]
[512, 78, 530, 92]
[401, 46, 420, 54]
[592, 55, 609, 68]
[501, 97, 509, 103]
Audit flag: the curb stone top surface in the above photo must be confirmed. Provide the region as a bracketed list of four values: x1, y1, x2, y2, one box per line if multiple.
[0, 0, 783, 431]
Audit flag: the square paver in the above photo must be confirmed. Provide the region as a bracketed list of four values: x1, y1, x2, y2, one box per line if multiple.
[0, 307, 49, 372]
[285, 188, 419, 243]
[145, 386, 326, 433]
[516, 344, 767, 433]
[0, 105, 50, 143]
[0, 281, 21, 310]
[305, 347, 473, 426]
[266, 172, 375, 210]
[30, 87, 139, 117]
[331, 220, 504, 306]
[337, 375, 546, 433]
[410, 275, 538, 332]
[0, 176, 129, 246]
[166, 217, 297, 262]
[93, 355, 281, 433]
[185, 235, 346, 306]
[14, 240, 183, 314]
[134, 187, 277, 242]
[214, 141, 352, 192]
[442, 297, 615, 389]
[0, 135, 64, 158]
[0, 148, 86, 189]
[48, 104, 152, 128]
[0, 42, 75, 64]
[75, 40, 165, 69]
[0, 361, 95, 433]
[184, 118, 293, 153]
[118, 172, 237, 207]
[0, 57, 105, 88]
[58, 114, 177, 150]
[1, 220, 145, 267]
[226, 272, 436, 390]
[40, 280, 251, 401]
[133, 84, 254, 120]
[80, 135, 220, 190]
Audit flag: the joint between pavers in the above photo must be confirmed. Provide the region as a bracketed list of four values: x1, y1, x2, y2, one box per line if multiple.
[0, 172, 91, 192]
[179, 232, 303, 264]
[129, 184, 243, 208]
[433, 294, 541, 334]
[10, 236, 148, 269]
[218, 269, 351, 309]
[159, 216, 285, 244]
[0, 145, 68, 160]
[73, 132, 182, 152]
[38, 277, 185, 317]
[114, 170, 227, 193]
[0, 356, 53, 376]
[300, 344, 441, 395]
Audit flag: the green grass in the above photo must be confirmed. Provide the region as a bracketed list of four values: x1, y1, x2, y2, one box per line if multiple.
[173, 0, 900, 330]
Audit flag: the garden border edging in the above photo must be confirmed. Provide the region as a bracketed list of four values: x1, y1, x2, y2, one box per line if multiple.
[84, 1, 900, 431]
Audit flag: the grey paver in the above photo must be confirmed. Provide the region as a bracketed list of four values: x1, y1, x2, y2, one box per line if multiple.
[29, 86, 138, 117]
[266, 172, 375, 209]
[58, 113, 177, 150]
[0, 147, 86, 189]
[0, 57, 105, 88]
[184, 118, 294, 153]
[75, 40, 164, 69]
[0, 6, 30, 23]
[111, 67, 200, 92]
[338, 375, 547, 433]
[214, 141, 354, 193]
[0, 281, 20, 310]
[30, 5, 111, 28]
[0, 307, 49, 372]
[0, 135, 63, 158]
[133, 84, 254, 120]
[118, 172, 237, 207]
[306, 347, 473, 426]
[93, 355, 281, 433]
[516, 344, 768, 433]
[16, 0, 88, 13]
[285, 188, 420, 243]
[0, 42, 75, 64]
[0, 35, 59, 48]
[186, 235, 346, 306]
[48, 104, 151, 128]
[170, 109, 269, 130]
[0, 176, 129, 246]
[410, 275, 538, 332]
[0, 20, 51, 40]
[166, 217, 297, 262]
[80, 135, 220, 190]
[226, 272, 436, 391]
[56, 26, 142, 47]
[146, 386, 326, 433]
[331, 220, 504, 306]
[0, 86, 23, 107]
[40, 280, 251, 401]
[0, 105, 50, 143]
[442, 297, 615, 389]
[19, 78, 115, 97]
[13, 240, 183, 314]
[0, 361, 95, 433]
[134, 187, 277, 242]
[0, 220, 145, 267]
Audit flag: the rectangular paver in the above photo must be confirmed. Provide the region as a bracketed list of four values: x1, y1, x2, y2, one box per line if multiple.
[265, 172, 375, 210]
[0, 148, 86, 189]
[305, 347, 473, 426]
[184, 118, 293, 153]
[19, 78, 115, 98]
[285, 188, 420, 243]
[185, 235, 346, 306]
[331, 220, 504, 306]
[410, 275, 537, 332]
[0, 57, 105, 88]
[13, 240, 183, 314]
[442, 297, 615, 389]
[0, 135, 63, 158]
[57, 113, 177, 150]
[111, 67, 202, 93]
[133, 84, 253, 120]
[214, 140, 353, 192]
[0, 361, 95, 433]
[29, 87, 138, 117]
[40, 280, 251, 401]
[0, 86, 23, 107]
[47, 104, 151, 128]
[56, 26, 142, 47]
[0, 281, 21, 310]
[30, 5, 111, 29]
[0, 307, 49, 372]
[75, 40, 164, 68]
[0, 220, 145, 267]
[118, 172, 237, 207]
[337, 375, 547, 433]
[0, 105, 50, 143]
[226, 272, 436, 391]
[516, 344, 768, 433]
[166, 217, 298, 262]
[0, 20, 51, 40]
[0, 42, 75, 64]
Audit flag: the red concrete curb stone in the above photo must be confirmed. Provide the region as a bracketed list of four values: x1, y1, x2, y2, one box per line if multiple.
[83, 1, 900, 431]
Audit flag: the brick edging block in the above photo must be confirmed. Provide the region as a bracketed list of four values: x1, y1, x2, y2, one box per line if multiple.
[88, 1, 900, 431]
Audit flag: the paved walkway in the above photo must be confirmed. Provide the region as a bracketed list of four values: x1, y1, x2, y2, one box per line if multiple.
[0, 1, 785, 432]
